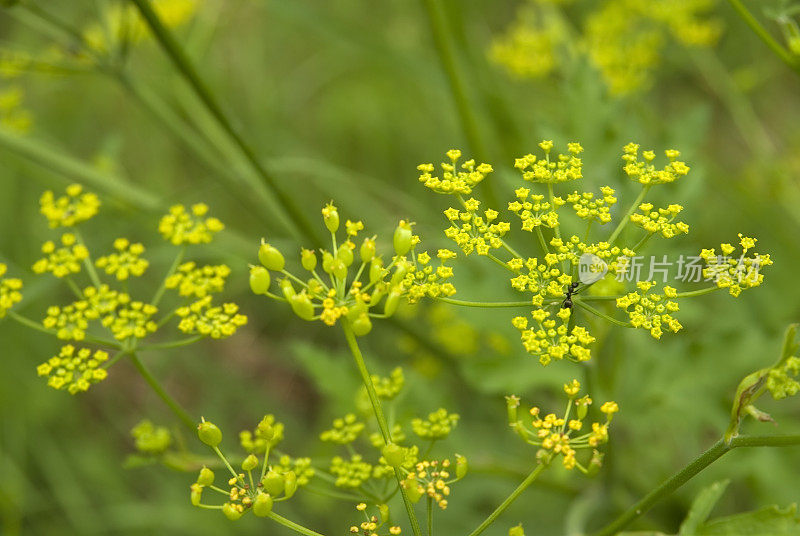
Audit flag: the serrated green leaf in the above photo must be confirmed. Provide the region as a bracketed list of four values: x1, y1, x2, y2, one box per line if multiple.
[678, 479, 730, 535]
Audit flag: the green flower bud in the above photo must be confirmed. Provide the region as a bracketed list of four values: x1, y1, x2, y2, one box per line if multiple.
[577, 402, 588, 420]
[280, 278, 295, 300]
[190, 483, 203, 506]
[347, 299, 368, 322]
[403, 477, 423, 503]
[509, 524, 525, 536]
[370, 286, 387, 306]
[369, 257, 384, 284]
[322, 251, 335, 274]
[352, 313, 373, 337]
[249, 266, 271, 295]
[383, 287, 402, 317]
[331, 259, 347, 280]
[242, 453, 259, 471]
[259, 241, 285, 271]
[197, 466, 215, 486]
[283, 471, 298, 499]
[393, 220, 414, 255]
[456, 454, 468, 480]
[382, 444, 404, 468]
[337, 242, 354, 266]
[322, 202, 339, 233]
[222, 503, 243, 521]
[262, 470, 285, 496]
[289, 292, 315, 321]
[257, 417, 275, 441]
[197, 418, 222, 447]
[390, 260, 412, 287]
[360, 237, 376, 262]
[587, 449, 604, 476]
[300, 248, 317, 271]
[253, 492, 274, 517]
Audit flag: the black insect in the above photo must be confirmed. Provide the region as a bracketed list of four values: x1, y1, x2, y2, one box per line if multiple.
[562, 282, 580, 309]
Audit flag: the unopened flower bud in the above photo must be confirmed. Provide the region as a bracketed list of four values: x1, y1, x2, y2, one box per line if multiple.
[289, 292, 315, 321]
[352, 313, 373, 337]
[322, 202, 339, 233]
[197, 466, 215, 486]
[262, 470, 285, 496]
[369, 257, 384, 284]
[259, 241, 285, 271]
[283, 471, 298, 498]
[393, 220, 414, 255]
[360, 237, 376, 262]
[190, 483, 203, 506]
[242, 454, 259, 471]
[253, 492, 274, 517]
[337, 242, 354, 266]
[301, 248, 317, 271]
[222, 503, 243, 521]
[456, 454, 468, 479]
[197, 418, 222, 447]
[382, 443, 405, 468]
[280, 278, 295, 300]
[249, 266, 270, 295]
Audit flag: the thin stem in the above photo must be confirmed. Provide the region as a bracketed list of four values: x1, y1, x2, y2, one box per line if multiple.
[128, 352, 194, 430]
[607, 185, 651, 245]
[138, 335, 205, 351]
[435, 297, 532, 308]
[7, 311, 122, 349]
[573, 300, 632, 328]
[342, 321, 423, 536]
[151, 246, 185, 307]
[535, 227, 550, 255]
[267, 511, 327, 536]
[212, 445, 239, 481]
[427, 496, 433, 536]
[73, 230, 102, 288]
[127, 0, 321, 247]
[467, 462, 548, 536]
[419, 0, 498, 208]
[592, 434, 800, 536]
[726, 0, 800, 75]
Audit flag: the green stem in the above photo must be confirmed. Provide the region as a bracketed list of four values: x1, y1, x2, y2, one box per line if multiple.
[128, 352, 194, 430]
[435, 297, 533, 308]
[342, 321, 423, 536]
[137, 335, 205, 351]
[592, 434, 800, 536]
[150, 246, 185, 306]
[607, 185, 651, 245]
[7, 311, 122, 349]
[419, 0, 498, 208]
[73, 230, 102, 288]
[267, 511, 327, 536]
[467, 462, 548, 536]
[427, 496, 433, 536]
[573, 300, 632, 328]
[127, 0, 321, 247]
[726, 0, 800, 75]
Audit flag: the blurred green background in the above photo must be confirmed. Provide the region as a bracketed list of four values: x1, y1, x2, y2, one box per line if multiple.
[1, 0, 800, 535]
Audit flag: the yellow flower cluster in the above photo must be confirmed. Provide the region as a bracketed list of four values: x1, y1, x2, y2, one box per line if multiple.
[39, 184, 100, 228]
[630, 203, 689, 238]
[43, 302, 93, 340]
[512, 308, 595, 365]
[84, 284, 130, 315]
[622, 143, 690, 185]
[176, 296, 247, 339]
[348, 503, 402, 535]
[585, 0, 721, 94]
[320, 414, 365, 444]
[253, 202, 455, 336]
[509, 381, 617, 471]
[103, 301, 159, 341]
[272, 455, 315, 486]
[443, 199, 511, 255]
[417, 149, 494, 195]
[567, 187, 617, 224]
[330, 454, 373, 488]
[0, 263, 23, 318]
[767, 357, 800, 400]
[158, 203, 224, 245]
[240, 415, 285, 454]
[700, 235, 772, 297]
[36, 345, 109, 394]
[371, 367, 405, 400]
[489, 4, 559, 79]
[402, 459, 456, 510]
[411, 408, 459, 440]
[165, 262, 230, 297]
[514, 141, 583, 183]
[616, 281, 682, 339]
[32, 233, 89, 278]
[95, 238, 149, 280]
[508, 186, 563, 229]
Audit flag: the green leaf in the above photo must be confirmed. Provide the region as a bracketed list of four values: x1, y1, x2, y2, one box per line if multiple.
[678, 480, 730, 535]
[696, 504, 800, 535]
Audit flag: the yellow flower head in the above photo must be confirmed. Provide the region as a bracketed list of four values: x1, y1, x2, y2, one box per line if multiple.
[158, 203, 224, 245]
[39, 184, 100, 228]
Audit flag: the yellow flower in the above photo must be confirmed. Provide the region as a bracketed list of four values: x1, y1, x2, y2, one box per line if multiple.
[95, 238, 149, 280]
[158, 203, 224, 245]
[37, 345, 109, 394]
[39, 184, 100, 228]
[0, 263, 23, 318]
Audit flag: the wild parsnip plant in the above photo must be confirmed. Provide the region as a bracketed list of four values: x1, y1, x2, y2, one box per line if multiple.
[3, 1, 800, 536]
